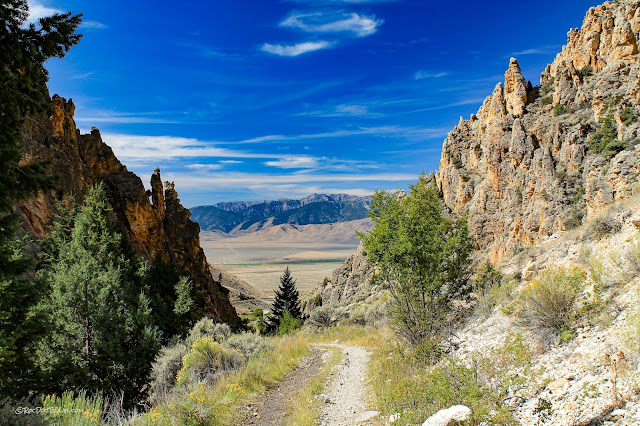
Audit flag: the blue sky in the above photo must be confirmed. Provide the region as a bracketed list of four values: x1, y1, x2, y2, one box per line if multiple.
[35, 0, 600, 207]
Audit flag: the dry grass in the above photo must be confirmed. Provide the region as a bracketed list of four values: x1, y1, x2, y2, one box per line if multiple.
[285, 347, 342, 426]
[132, 333, 310, 426]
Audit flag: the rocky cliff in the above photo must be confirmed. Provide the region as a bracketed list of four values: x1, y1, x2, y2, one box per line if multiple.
[438, 0, 640, 263]
[17, 95, 239, 324]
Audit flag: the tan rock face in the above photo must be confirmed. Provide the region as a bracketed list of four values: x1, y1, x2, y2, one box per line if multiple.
[504, 58, 528, 117]
[18, 97, 239, 324]
[437, 0, 640, 263]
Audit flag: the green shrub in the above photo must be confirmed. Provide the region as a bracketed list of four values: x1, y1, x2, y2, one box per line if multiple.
[473, 263, 518, 318]
[564, 208, 585, 230]
[41, 391, 103, 425]
[517, 267, 585, 337]
[621, 107, 635, 125]
[553, 103, 567, 116]
[541, 96, 553, 106]
[0, 397, 48, 426]
[308, 305, 336, 328]
[584, 214, 622, 240]
[278, 310, 303, 335]
[223, 333, 273, 358]
[589, 99, 626, 158]
[314, 294, 323, 307]
[149, 342, 188, 404]
[176, 337, 244, 386]
[187, 318, 231, 345]
[580, 65, 593, 77]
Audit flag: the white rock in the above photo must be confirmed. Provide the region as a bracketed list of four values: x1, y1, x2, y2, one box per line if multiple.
[355, 410, 380, 423]
[422, 405, 472, 426]
[389, 412, 401, 423]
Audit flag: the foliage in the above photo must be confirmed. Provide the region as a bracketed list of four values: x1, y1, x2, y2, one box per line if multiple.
[371, 338, 518, 424]
[308, 305, 336, 328]
[149, 343, 188, 405]
[540, 96, 553, 106]
[580, 65, 593, 77]
[473, 262, 518, 318]
[589, 98, 626, 158]
[564, 207, 585, 230]
[187, 318, 231, 345]
[278, 310, 303, 335]
[37, 185, 159, 404]
[621, 107, 635, 125]
[583, 213, 622, 241]
[176, 337, 244, 387]
[358, 173, 474, 345]
[553, 103, 567, 116]
[145, 260, 198, 343]
[41, 391, 103, 425]
[223, 333, 273, 358]
[0, 396, 48, 425]
[267, 267, 303, 332]
[517, 267, 585, 338]
[0, 0, 81, 399]
[133, 334, 310, 426]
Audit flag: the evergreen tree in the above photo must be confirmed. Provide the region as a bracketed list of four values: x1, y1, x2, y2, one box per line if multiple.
[0, 1, 81, 399]
[37, 185, 159, 404]
[267, 267, 303, 332]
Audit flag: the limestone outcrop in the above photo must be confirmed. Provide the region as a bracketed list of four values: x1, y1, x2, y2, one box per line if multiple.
[437, 0, 640, 263]
[17, 95, 239, 324]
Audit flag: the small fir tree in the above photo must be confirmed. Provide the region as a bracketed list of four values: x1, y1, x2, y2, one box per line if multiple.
[267, 267, 303, 332]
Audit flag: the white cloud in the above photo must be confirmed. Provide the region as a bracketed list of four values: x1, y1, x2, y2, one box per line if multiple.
[281, 11, 382, 37]
[219, 160, 243, 165]
[163, 172, 417, 191]
[69, 72, 94, 80]
[75, 112, 178, 125]
[27, 1, 61, 22]
[510, 45, 559, 56]
[80, 20, 108, 30]
[414, 71, 448, 80]
[261, 41, 333, 56]
[101, 133, 283, 162]
[185, 164, 224, 171]
[264, 156, 319, 169]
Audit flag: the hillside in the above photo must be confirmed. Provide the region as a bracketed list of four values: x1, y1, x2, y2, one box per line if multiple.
[17, 96, 238, 324]
[191, 194, 371, 234]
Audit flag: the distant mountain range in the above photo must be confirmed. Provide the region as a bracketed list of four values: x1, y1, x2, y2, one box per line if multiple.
[191, 194, 372, 233]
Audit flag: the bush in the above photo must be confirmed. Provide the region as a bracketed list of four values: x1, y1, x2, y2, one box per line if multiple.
[584, 214, 622, 240]
[358, 174, 473, 345]
[41, 391, 103, 425]
[473, 263, 518, 318]
[589, 99, 626, 158]
[278, 310, 303, 335]
[621, 107, 635, 125]
[308, 305, 336, 328]
[580, 65, 593, 77]
[564, 207, 585, 230]
[0, 397, 48, 425]
[187, 318, 231, 345]
[149, 343, 188, 404]
[553, 103, 566, 116]
[517, 267, 585, 337]
[176, 337, 244, 386]
[223, 333, 273, 358]
[541, 96, 553, 106]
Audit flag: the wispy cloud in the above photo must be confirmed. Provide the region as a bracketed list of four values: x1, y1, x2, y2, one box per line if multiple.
[288, 0, 397, 3]
[69, 72, 94, 80]
[281, 11, 382, 37]
[262, 41, 333, 56]
[102, 133, 283, 162]
[75, 111, 178, 125]
[510, 45, 559, 56]
[185, 164, 223, 171]
[80, 20, 108, 30]
[298, 103, 382, 118]
[414, 71, 448, 80]
[264, 156, 319, 169]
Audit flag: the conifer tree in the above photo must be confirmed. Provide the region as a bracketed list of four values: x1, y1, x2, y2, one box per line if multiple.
[37, 185, 159, 404]
[0, 0, 81, 399]
[267, 267, 303, 332]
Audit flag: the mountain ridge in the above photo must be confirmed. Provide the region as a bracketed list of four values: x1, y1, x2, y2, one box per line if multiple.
[191, 193, 371, 233]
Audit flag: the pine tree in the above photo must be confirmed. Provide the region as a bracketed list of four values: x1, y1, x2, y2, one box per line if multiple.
[267, 267, 303, 332]
[0, 1, 81, 399]
[37, 185, 159, 404]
